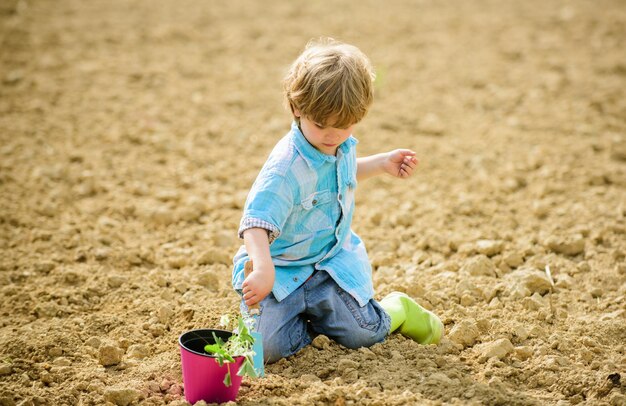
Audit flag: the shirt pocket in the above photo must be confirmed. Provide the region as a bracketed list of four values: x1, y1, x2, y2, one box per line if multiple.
[295, 189, 334, 233]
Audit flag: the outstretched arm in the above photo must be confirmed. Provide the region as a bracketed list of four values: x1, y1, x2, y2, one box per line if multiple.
[356, 149, 419, 182]
[242, 228, 276, 306]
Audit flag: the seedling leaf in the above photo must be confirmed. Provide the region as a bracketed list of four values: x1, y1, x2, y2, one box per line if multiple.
[201, 315, 258, 387]
[238, 358, 258, 378]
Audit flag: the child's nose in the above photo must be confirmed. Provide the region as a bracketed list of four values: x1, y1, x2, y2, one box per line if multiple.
[329, 129, 344, 139]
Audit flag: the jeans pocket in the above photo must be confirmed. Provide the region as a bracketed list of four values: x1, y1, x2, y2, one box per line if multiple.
[335, 286, 381, 332]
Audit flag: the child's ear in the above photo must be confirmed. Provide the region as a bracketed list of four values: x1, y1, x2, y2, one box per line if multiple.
[293, 108, 301, 118]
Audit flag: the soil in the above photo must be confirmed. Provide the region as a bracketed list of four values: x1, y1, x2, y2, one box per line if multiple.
[1, 0, 625, 405]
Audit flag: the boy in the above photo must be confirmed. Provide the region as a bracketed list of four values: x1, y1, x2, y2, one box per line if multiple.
[232, 38, 443, 363]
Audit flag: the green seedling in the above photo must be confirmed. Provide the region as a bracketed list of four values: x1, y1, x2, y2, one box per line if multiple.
[203, 315, 257, 387]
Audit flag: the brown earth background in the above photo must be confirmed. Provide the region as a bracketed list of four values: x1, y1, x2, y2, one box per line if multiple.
[1, 0, 625, 405]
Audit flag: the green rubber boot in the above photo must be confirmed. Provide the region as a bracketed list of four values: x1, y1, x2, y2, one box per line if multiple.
[380, 292, 444, 345]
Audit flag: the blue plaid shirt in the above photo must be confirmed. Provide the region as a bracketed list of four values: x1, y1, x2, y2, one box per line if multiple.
[233, 121, 374, 307]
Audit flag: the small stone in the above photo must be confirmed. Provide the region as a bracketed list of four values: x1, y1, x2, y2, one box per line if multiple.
[505, 268, 552, 297]
[48, 347, 63, 357]
[502, 177, 525, 192]
[545, 235, 585, 256]
[196, 248, 230, 266]
[85, 337, 101, 348]
[52, 357, 71, 366]
[610, 135, 626, 161]
[476, 319, 491, 332]
[555, 274, 574, 289]
[149, 324, 166, 337]
[590, 288, 603, 298]
[155, 189, 180, 202]
[75, 250, 88, 262]
[425, 372, 453, 386]
[0, 364, 12, 375]
[103, 387, 141, 406]
[118, 338, 131, 350]
[167, 256, 190, 269]
[33, 302, 61, 318]
[475, 240, 504, 257]
[157, 305, 173, 324]
[107, 275, 127, 288]
[522, 271, 552, 295]
[455, 279, 483, 299]
[63, 271, 82, 284]
[512, 325, 530, 341]
[342, 368, 359, 383]
[173, 282, 190, 294]
[503, 252, 524, 268]
[338, 359, 359, 370]
[600, 309, 625, 321]
[151, 206, 177, 225]
[94, 248, 111, 261]
[149, 271, 168, 287]
[40, 371, 55, 384]
[212, 229, 236, 248]
[577, 261, 591, 273]
[448, 320, 480, 348]
[461, 255, 497, 277]
[529, 325, 546, 338]
[477, 338, 514, 361]
[522, 293, 546, 310]
[177, 205, 203, 222]
[146, 380, 160, 395]
[460, 294, 476, 306]
[312, 335, 331, 350]
[419, 113, 445, 135]
[482, 285, 500, 302]
[194, 271, 219, 290]
[358, 347, 377, 360]
[4, 69, 24, 84]
[514, 346, 533, 360]
[98, 344, 124, 366]
[532, 201, 551, 218]
[34, 261, 56, 273]
[167, 383, 183, 396]
[301, 374, 321, 383]
[87, 381, 105, 393]
[127, 344, 150, 359]
[160, 378, 173, 391]
[488, 297, 502, 309]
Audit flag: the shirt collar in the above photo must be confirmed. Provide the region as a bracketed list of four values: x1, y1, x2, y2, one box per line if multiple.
[291, 121, 358, 169]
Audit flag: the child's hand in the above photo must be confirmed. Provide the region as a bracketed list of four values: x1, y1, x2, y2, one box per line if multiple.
[242, 261, 275, 306]
[382, 149, 419, 179]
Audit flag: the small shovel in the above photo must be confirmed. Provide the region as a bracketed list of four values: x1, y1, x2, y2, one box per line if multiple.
[244, 260, 265, 377]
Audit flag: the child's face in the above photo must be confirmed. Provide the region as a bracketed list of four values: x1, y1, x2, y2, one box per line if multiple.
[295, 112, 355, 156]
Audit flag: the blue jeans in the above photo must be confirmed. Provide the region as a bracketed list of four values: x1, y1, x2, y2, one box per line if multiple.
[241, 270, 391, 363]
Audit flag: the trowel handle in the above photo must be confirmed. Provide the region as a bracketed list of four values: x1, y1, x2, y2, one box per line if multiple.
[244, 260, 261, 314]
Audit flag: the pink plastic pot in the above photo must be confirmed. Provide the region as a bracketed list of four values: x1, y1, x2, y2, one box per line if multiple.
[179, 329, 246, 404]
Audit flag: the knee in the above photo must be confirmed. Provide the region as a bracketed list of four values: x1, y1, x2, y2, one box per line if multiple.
[262, 335, 288, 364]
[333, 328, 387, 350]
[260, 328, 310, 364]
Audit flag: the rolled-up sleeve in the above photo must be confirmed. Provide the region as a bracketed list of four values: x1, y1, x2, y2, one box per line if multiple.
[238, 172, 294, 244]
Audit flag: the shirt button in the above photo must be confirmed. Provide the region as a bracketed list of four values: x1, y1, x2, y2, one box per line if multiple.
[338, 194, 342, 200]
[312, 199, 318, 205]
[293, 277, 298, 282]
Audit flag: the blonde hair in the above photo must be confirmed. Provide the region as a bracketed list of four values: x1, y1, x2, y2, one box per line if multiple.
[283, 38, 375, 129]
